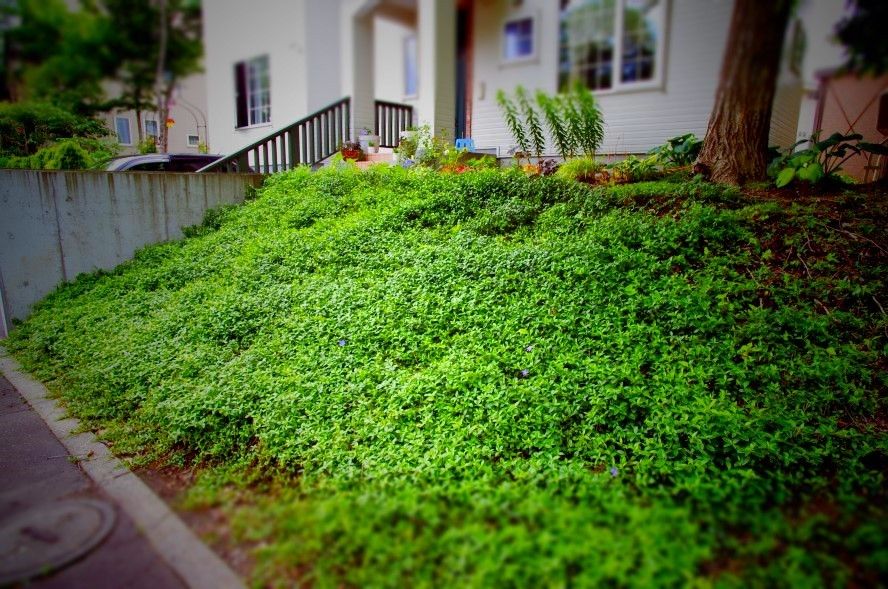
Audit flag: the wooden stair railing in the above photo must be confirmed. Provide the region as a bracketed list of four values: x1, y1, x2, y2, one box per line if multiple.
[199, 97, 351, 173]
[374, 100, 414, 148]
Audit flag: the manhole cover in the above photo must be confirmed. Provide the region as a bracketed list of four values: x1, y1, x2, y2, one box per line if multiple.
[0, 499, 116, 585]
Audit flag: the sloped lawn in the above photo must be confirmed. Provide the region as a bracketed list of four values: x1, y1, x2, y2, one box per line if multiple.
[7, 166, 887, 587]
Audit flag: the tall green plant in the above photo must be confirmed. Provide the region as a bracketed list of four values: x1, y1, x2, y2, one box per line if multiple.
[496, 89, 529, 156]
[516, 86, 545, 159]
[571, 81, 604, 157]
[537, 91, 575, 160]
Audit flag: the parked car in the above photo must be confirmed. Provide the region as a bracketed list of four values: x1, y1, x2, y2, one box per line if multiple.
[105, 153, 223, 172]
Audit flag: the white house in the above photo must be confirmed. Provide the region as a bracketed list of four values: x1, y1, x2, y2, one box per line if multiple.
[102, 73, 211, 155]
[201, 0, 846, 164]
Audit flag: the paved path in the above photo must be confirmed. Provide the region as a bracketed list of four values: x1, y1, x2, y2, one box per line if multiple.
[0, 373, 186, 588]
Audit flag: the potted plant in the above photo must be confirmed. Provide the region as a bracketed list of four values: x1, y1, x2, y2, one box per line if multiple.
[339, 141, 363, 161]
[358, 127, 380, 155]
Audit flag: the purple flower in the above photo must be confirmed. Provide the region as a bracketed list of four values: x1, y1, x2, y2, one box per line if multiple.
[525, 345, 534, 353]
[610, 466, 619, 477]
[519, 369, 530, 378]
[337, 339, 347, 347]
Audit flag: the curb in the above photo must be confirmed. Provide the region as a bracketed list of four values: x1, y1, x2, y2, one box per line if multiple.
[0, 346, 246, 589]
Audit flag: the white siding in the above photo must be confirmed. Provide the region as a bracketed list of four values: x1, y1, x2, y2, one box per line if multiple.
[471, 0, 736, 155]
[373, 17, 418, 107]
[203, 0, 311, 155]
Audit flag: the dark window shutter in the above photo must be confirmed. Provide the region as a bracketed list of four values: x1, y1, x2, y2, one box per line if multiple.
[235, 62, 248, 128]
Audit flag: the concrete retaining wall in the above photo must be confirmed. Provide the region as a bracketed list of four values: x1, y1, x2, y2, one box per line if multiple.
[0, 170, 265, 337]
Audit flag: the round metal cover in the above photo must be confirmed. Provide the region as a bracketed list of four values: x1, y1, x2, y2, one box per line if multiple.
[0, 498, 116, 585]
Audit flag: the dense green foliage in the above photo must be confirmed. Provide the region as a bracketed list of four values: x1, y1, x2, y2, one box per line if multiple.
[648, 133, 703, 167]
[0, 101, 107, 157]
[7, 167, 887, 587]
[0, 137, 118, 170]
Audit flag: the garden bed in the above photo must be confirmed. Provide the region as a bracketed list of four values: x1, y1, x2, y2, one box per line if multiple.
[7, 167, 886, 587]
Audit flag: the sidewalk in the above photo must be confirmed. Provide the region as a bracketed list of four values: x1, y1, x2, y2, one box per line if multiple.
[0, 373, 187, 587]
[0, 350, 245, 589]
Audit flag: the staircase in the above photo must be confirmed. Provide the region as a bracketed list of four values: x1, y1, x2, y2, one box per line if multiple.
[200, 98, 413, 174]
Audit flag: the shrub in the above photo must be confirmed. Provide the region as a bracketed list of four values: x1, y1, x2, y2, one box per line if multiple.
[555, 156, 602, 183]
[498, 83, 604, 161]
[610, 155, 661, 183]
[768, 131, 888, 188]
[648, 133, 702, 167]
[0, 101, 107, 157]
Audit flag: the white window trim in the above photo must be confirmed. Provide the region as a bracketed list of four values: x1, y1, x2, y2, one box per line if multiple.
[246, 55, 270, 127]
[115, 116, 132, 145]
[560, 0, 669, 95]
[144, 119, 159, 138]
[187, 134, 200, 147]
[501, 11, 540, 66]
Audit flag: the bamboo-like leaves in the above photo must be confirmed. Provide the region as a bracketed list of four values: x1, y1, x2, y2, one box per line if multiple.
[496, 83, 605, 161]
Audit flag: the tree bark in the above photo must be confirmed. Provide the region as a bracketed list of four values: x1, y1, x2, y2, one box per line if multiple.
[696, 0, 793, 185]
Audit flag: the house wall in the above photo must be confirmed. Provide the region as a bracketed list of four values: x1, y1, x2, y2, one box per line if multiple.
[470, 0, 804, 156]
[306, 1, 344, 113]
[0, 170, 264, 336]
[102, 74, 210, 156]
[470, 0, 735, 155]
[203, 0, 305, 156]
[374, 16, 418, 108]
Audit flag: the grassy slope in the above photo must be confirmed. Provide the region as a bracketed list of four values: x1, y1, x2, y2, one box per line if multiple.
[8, 166, 887, 587]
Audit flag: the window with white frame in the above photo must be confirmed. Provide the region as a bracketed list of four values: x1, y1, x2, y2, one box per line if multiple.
[404, 35, 418, 97]
[234, 55, 270, 128]
[503, 16, 535, 61]
[558, 0, 666, 92]
[115, 116, 132, 145]
[145, 119, 158, 139]
[187, 134, 199, 147]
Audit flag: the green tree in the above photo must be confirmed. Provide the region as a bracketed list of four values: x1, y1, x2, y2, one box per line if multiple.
[4, 0, 116, 114]
[835, 0, 888, 75]
[102, 0, 203, 151]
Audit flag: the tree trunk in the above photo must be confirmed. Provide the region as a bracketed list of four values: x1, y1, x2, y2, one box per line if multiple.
[695, 0, 792, 185]
[155, 0, 168, 153]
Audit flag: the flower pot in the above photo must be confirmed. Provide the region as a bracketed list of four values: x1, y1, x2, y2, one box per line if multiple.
[359, 134, 380, 154]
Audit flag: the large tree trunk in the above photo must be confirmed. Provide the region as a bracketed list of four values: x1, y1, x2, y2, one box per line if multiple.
[696, 0, 792, 185]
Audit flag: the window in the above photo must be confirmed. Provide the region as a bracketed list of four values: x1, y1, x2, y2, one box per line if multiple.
[503, 17, 535, 61]
[235, 55, 270, 128]
[115, 116, 132, 145]
[558, 0, 666, 92]
[145, 119, 159, 139]
[187, 134, 200, 147]
[404, 36, 418, 97]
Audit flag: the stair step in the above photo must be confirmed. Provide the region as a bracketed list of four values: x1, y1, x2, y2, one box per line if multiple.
[365, 151, 395, 162]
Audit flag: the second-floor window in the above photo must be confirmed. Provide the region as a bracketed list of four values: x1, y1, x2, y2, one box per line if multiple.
[235, 55, 271, 128]
[115, 116, 132, 145]
[558, 0, 666, 92]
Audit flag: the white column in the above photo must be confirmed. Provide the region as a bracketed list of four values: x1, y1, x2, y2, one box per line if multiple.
[417, 0, 456, 138]
[341, 1, 376, 140]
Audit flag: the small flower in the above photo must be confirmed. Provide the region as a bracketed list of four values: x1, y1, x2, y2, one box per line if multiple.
[610, 466, 619, 477]
[337, 339, 347, 347]
[519, 369, 530, 378]
[525, 344, 534, 353]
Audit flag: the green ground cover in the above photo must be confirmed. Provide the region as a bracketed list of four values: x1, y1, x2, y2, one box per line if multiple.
[7, 166, 887, 587]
